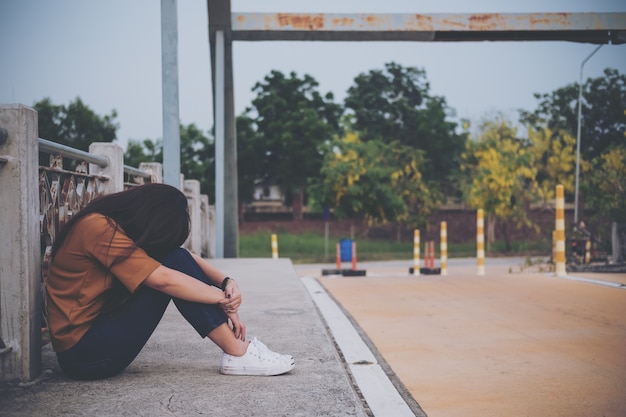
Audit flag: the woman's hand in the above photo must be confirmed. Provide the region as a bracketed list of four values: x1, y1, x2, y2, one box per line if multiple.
[219, 279, 242, 313]
[188, 253, 244, 313]
[227, 312, 246, 341]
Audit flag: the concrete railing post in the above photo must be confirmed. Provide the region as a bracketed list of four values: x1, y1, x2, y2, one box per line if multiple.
[138, 162, 163, 184]
[184, 179, 202, 255]
[89, 142, 124, 194]
[0, 104, 42, 382]
[208, 205, 216, 259]
[200, 195, 211, 258]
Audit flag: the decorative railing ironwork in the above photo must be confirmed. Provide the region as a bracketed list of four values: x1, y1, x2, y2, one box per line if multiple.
[124, 165, 153, 188]
[37, 139, 152, 330]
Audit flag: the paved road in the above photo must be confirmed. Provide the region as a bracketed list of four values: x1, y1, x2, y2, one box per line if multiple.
[295, 259, 626, 417]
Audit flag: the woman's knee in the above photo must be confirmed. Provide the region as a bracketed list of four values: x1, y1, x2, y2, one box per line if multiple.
[161, 248, 194, 269]
[160, 248, 206, 281]
[161, 247, 192, 266]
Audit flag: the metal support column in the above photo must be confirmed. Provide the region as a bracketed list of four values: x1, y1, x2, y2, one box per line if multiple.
[161, 0, 181, 188]
[209, 0, 238, 257]
[214, 30, 225, 258]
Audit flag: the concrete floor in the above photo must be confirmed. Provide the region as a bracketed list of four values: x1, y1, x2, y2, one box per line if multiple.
[297, 261, 626, 417]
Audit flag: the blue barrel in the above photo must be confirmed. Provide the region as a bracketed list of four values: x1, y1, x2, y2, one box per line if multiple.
[339, 239, 353, 262]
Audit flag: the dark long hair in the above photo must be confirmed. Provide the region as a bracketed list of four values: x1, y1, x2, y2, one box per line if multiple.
[51, 183, 190, 262]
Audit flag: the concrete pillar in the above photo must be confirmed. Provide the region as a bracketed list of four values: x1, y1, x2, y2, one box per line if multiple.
[138, 162, 163, 184]
[555, 185, 567, 277]
[440, 221, 448, 276]
[184, 179, 202, 255]
[0, 104, 42, 382]
[208, 205, 216, 259]
[413, 229, 420, 276]
[477, 209, 485, 275]
[271, 234, 279, 259]
[88, 142, 124, 194]
[200, 195, 211, 258]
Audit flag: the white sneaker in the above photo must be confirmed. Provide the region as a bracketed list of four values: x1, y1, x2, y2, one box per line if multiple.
[252, 337, 294, 364]
[220, 337, 295, 376]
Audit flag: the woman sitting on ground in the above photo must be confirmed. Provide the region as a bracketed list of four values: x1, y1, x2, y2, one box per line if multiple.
[46, 183, 294, 380]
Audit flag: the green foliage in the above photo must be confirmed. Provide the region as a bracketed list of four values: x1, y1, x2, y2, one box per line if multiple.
[583, 147, 626, 224]
[520, 68, 626, 242]
[122, 123, 214, 197]
[312, 132, 405, 223]
[34, 97, 118, 151]
[246, 70, 342, 218]
[344, 62, 466, 187]
[311, 132, 441, 230]
[526, 127, 579, 202]
[179, 123, 213, 196]
[236, 114, 264, 204]
[124, 138, 162, 167]
[462, 117, 538, 250]
[521, 68, 626, 160]
[345, 62, 428, 143]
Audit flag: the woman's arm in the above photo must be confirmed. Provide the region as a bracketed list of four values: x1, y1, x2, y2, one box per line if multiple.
[189, 252, 242, 311]
[189, 252, 228, 287]
[143, 265, 228, 305]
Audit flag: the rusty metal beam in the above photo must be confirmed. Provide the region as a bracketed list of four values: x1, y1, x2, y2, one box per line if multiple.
[229, 12, 626, 44]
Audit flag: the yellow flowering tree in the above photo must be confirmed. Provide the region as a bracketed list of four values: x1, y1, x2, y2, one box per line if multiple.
[462, 119, 538, 252]
[526, 127, 580, 203]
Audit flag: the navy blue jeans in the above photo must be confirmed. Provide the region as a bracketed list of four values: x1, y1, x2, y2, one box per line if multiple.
[56, 248, 228, 380]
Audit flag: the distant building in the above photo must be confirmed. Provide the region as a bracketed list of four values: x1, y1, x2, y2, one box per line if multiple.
[248, 179, 289, 214]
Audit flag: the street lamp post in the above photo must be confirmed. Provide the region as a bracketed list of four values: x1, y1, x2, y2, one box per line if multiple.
[575, 44, 603, 225]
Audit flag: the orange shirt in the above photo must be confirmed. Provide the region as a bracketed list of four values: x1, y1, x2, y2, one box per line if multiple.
[46, 213, 161, 352]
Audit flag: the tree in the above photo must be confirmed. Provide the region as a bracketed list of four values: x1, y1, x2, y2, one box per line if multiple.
[123, 123, 214, 197]
[387, 139, 443, 239]
[311, 132, 439, 239]
[34, 97, 119, 151]
[526, 127, 580, 203]
[521, 68, 626, 160]
[179, 123, 213, 196]
[462, 118, 538, 252]
[344, 62, 466, 189]
[583, 147, 626, 233]
[124, 138, 162, 167]
[247, 70, 342, 220]
[236, 114, 265, 221]
[313, 133, 402, 229]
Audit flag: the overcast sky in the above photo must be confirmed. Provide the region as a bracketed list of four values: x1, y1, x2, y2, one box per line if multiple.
[1, 0, 625, 148]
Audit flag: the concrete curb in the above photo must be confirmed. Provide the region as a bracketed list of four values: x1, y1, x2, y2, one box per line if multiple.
[302, 277, 421, 417]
